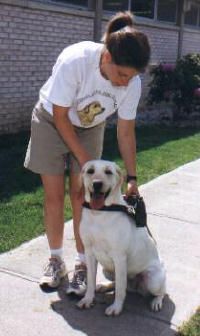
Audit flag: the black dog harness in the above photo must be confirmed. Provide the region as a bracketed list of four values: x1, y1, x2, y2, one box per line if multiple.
[82, 201, 143, 225]
[82, 195, 155, 240]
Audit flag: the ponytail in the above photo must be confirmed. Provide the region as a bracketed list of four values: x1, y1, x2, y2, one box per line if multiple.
[103, 11, 134, 41]
[102, 12, 151, 72]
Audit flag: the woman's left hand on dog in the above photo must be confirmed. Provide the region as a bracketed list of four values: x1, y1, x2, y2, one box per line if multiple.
[126, 180, 140, 197]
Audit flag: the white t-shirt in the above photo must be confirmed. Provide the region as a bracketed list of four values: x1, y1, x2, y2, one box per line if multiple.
[40, 41, 141, 128]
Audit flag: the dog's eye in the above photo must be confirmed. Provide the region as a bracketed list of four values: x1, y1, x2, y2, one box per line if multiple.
[87, 168, 95, 174]
[105, 169, 113, 175]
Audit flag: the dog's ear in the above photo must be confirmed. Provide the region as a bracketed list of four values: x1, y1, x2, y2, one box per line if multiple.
[110, 163, 124, 190]
[80, 164, 91, 203]
[105, 164, 124, 206]
[78, 170, 83, 189]
[115, 164, 124, 186]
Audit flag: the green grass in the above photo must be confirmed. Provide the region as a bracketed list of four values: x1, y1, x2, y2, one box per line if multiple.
[0, 125, 200, 253]
[177, 307, 200, 336]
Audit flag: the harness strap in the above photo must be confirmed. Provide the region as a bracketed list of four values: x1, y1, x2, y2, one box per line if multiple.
[82, 201, 141, 225]
[82, 196, 155, 242]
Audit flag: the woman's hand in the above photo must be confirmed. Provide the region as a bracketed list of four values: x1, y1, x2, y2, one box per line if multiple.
[125, 180, 140, 197]
[53, 104, 92, 167]
[79, 153, 92, 169]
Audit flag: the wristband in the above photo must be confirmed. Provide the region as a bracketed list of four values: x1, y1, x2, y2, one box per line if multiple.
[126, 175, 137, 183]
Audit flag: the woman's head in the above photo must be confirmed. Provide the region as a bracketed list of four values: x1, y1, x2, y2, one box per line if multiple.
[103, 12, 151, 73]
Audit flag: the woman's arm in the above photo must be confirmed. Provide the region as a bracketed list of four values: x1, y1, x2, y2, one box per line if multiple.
[117, 118, 139, 195]
[53, 104, 91, 167]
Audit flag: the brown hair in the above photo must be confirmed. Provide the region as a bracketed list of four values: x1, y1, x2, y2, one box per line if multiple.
[103, 12, 151, 72]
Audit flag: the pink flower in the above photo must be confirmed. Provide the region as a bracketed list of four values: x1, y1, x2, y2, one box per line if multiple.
[194, 88, 200, 97]
[161, 63, 176, 72]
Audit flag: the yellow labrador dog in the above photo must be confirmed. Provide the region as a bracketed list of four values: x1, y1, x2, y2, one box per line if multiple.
[77, 160, 166, 316]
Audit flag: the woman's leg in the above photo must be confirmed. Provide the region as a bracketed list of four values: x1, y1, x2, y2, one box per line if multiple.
[41, 174, 65, 248]
[69, 172, 84, 254]
[40, 174, 67, 288]
[66, 171, 87, 296]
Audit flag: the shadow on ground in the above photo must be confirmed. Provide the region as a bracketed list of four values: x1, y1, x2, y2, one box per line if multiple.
[50, 284, 176, 336]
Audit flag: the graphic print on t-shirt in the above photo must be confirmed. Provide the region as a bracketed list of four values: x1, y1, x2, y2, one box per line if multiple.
[77, 101, 105, 126]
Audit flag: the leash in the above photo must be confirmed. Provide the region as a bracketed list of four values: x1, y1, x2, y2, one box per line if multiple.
[82, 195, 155, 242]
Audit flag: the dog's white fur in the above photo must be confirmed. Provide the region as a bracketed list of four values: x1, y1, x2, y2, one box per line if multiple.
[77, 160, 166, 316]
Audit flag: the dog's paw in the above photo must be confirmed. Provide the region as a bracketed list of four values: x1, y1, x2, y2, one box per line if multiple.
[105, 302, 123, 316]
[151, 295, 163, 312]
[77, 296, 94, 309]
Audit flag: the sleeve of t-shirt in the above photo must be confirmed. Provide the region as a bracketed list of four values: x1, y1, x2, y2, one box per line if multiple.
[44, 58, 80, 107]
[117, 76, 141, 120]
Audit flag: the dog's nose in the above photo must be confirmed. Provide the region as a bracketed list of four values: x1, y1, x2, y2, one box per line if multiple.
[93, 181, 103, 192]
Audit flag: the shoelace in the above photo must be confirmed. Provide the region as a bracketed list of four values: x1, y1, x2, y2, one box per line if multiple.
[44, 259, 60, 277]
[72, 267, 86, 286]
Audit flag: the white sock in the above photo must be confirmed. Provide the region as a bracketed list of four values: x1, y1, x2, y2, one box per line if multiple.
[50, 247, 63, 259]
[75, 253, 86, 265]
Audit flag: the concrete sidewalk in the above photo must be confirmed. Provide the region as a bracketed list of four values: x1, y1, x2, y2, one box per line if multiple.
[0, 159, 200, 336]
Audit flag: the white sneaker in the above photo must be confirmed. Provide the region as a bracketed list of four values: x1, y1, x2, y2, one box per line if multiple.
[40, 256, 67, 288]
[66, 263, 87, 296]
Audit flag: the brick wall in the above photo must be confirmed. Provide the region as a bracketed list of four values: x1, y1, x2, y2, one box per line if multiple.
[0, 0, 200, 134]
[0, 0, 94, 133]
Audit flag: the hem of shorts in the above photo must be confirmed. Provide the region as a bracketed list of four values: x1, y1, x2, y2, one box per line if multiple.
[24, 164, 65, 175]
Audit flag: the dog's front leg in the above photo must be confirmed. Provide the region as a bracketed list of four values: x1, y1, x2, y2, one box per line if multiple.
[77, 252, 97, 309]
[105, 255, 127, 316]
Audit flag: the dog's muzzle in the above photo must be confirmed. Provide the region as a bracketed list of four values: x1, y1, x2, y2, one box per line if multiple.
[89, 181, 111, 210]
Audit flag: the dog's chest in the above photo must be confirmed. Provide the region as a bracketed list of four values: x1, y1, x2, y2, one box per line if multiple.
[92, 239, 114, 271]
[80, 208, 160, 275]
[80, 209, 132, 270]
[80, 209, 128, 246]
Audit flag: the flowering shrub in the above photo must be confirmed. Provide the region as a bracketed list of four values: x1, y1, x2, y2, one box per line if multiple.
[194, 88, 200, 97]
[148, 54, 200, 120]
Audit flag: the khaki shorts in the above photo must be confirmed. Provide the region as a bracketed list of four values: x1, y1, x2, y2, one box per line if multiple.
[24, 103, 105, 175]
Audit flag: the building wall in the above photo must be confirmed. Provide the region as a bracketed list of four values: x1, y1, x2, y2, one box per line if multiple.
[182, 28, 200, 55]
[0, 0, 200, 134]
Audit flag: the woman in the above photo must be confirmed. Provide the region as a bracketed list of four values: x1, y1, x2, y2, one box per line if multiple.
[24, 11, 151, 295]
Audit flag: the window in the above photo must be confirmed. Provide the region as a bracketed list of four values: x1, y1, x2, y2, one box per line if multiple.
[131, 0, 177, 22]
[131, 0, 155, 19]
[103, 0, 128, 11]
[185, 5, 199, 26]
[43, 0, 88, 7]
[157, 0, 177, 22]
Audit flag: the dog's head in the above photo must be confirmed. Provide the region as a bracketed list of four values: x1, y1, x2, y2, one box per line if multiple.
[81, 160, 124, 209]
[78, 102, 105, 126]
[88, 102, 105, 116]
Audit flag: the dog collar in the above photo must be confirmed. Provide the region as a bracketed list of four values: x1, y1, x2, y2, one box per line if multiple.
[82, 197, 144, 228]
